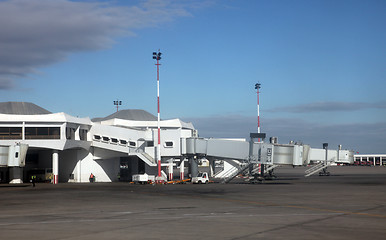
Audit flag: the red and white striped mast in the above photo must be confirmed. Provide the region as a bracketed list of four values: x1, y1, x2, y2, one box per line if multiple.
[153, 50, 163, 183]
[255, 83, 261, 141]
[255, 83, 262, 175]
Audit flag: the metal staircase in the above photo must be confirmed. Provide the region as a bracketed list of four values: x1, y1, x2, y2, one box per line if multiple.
[221, 162, 251, 183]
[305, 161, 330, 177]
[265, 164, 279, 172]
[129, 151, 157, 166]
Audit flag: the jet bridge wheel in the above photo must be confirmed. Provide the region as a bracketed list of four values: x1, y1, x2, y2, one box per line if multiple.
[319, 171, 330, 176]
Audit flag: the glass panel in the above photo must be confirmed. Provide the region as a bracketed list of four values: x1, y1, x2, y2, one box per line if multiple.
[0, 127, 22, 139]
[25, 127, 60, 139]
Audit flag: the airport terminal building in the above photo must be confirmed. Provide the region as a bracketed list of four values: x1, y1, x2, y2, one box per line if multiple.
[0, 102, 196, 183]
[1, 102, 357, 184]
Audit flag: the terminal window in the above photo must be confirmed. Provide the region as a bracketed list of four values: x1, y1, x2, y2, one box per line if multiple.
[79, 129, 88, 141]
[66, 127, 76, 140]
[0, 127, 22, 139]
[25, 127, 60, 139]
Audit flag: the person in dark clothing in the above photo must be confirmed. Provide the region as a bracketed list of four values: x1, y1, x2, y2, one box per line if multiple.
[31, 175, 36, 187]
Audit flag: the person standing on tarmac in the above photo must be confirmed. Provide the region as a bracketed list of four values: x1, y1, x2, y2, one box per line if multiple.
[89, 173, 95, 183]
[31, 175, 36, 187]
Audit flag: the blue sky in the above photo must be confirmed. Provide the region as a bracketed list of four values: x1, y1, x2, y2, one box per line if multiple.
[0, 0, 385, 153]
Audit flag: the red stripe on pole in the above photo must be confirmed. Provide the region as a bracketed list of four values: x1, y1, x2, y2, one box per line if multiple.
[157, 97, 160, 113]
[158, 160, 161, 179]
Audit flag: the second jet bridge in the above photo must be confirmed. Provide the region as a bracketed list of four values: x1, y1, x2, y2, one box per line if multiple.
[184, 137, 339, 167]
[185, 138, 279, 165]
[184, 137, 354, 180]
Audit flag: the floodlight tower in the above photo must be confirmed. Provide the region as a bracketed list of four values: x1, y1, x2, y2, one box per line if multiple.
[255, 83, 261, 142]
[153, 50, 163, 183]
[255, 82, 262, 176]
[113, 100, 122, 112]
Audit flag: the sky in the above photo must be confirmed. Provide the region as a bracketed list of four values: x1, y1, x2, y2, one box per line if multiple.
[0, 0, 385, 154]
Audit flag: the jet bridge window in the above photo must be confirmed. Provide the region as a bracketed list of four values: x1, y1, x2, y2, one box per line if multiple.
[164, 141, 174, 148]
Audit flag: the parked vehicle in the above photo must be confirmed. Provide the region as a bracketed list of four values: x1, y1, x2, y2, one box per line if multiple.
[132, 173, 155, 184]
[192, 172, 209, 184]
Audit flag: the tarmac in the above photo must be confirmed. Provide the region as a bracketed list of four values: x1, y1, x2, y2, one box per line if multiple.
[0, 166, 385, 240]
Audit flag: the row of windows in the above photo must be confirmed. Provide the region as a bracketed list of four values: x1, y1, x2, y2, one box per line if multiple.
[92, 135, 175, 148]
[66, 128, 88, 140]
[93, 135, 137, 147]
[0, 127, 88, 140]
[0, 127, 60, 140]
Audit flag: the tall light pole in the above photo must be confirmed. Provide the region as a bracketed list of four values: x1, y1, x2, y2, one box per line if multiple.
[153, 50, 163, 183]
[255, 82, 263, 176]
[113, 100, 122, 112]
[255, 83, 261, 142]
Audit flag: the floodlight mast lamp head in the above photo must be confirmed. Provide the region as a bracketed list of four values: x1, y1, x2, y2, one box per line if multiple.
[113, 100, 122, 112]
[153, 51, 162, 60]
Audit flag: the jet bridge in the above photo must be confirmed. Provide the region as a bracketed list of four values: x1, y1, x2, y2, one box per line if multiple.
[0, 143, 28, 184]
[185, 137, 305, 166]
[184, 136, 354, 180]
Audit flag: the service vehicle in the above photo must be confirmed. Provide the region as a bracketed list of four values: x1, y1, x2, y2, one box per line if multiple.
[191, 172, 209, 184]
[132, 173, 155, 184]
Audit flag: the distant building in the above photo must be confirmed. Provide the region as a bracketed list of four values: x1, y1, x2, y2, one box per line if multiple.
[353, 154, 386, 166]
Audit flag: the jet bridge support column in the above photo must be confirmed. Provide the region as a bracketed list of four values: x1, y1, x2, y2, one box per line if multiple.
[179, 158, 185, 180]
[208, 158, 216, 177]
[9, 167, 23, 184]
[249, 133, 266, 178]
[319, 143, 330, 176]
[168, 158, 173, 181]
[53, 150, 59, 184]
[189, 157, 198, 178]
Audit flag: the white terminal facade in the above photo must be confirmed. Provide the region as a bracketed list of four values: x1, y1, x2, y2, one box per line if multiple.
[0, 102, 356, 184]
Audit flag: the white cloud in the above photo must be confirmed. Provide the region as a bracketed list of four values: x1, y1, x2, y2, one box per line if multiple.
[267, 101, 386, 113]
[0, 0, 193, 89]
